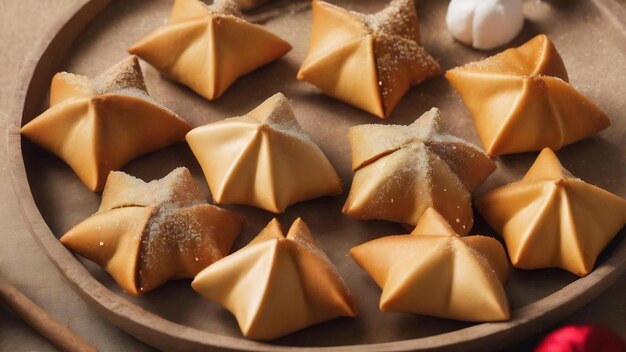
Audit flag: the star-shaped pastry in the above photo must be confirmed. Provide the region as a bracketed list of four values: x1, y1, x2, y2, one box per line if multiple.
[351, 208, 510, 322]
[60, 167, 244, 296]
[20, 56, 191, 192]
[476, 148, 626, 277]
[186, 93, 342, 213]
[343, 108, 495, 234]
[446, 34, 610, 156]
[297, 0, 441, 118]
[129, 0, 292, 101]
[192, 218, 358, 340]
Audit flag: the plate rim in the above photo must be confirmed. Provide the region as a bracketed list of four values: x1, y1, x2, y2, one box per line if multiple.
[6, 0, 626, 351]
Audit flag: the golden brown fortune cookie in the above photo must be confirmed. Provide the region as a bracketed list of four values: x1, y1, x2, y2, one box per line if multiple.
[192, 218, 357, 340]
[186, 93, 342, 213]
[129, 0, 291, 101]
[297, 0, 441, 119]
[446, 34, 610, 156]
[343, 108, 495, 234]
[60, 167, 243, 297]
[351, 208, 510, 322]
[476, 148, 626, 277]
[20, 56, 191, 192]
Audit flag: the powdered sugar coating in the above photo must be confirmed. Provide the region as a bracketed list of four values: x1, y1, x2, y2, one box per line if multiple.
[345, 108, 495, 233]
[355, 0, 440, 100]
[56, 56, 176, 114]
[208, 0, 243, 17]
[98, 167, 241, 292]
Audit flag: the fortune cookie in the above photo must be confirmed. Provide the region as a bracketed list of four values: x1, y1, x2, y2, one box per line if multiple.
[20, 56, 191, 191]
[446, 34, 610, 156]
[61, 167, 243, 296]
[343, 108, 495, 234]
[351, 208, 510, 322]
[129, 0, 291, 100]
[297, 0, 441, 118]
[186, 93, 342, 213]
[477, 148, 626, 277]
[192, 218, 357, 340]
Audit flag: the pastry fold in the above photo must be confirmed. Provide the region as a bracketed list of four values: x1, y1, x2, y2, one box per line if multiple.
[186, 92, 342, 213]
[20, 56, 191, 191]
[351, 208, 510, 322]
[476, 148, 626, 276]
[297, 0, 441, 118]
[60, 167, 243, 296]
[343, 108, 495, 234]
[192, 218, 357, 340]
[446, 35, 610, 156]
[129, 0, 291, 100]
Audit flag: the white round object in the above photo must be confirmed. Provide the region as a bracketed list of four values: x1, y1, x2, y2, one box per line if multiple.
[446, 0, 524, 50]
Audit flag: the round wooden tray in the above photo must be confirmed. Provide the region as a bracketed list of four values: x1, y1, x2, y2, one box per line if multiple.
[7, 0, 626, 351]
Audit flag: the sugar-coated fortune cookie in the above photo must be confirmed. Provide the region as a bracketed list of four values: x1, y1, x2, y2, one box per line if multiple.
[186, 93, 342, 213]
[477, 148, 626, 277]
[61, 167, 244, 297]
[192, 218, 358, 340]
[129, 0, 291, 101]
[297, 0, 441, 119]
[446, 34, 610, 156]
[351, 208, 510, 322]
[343, 108, 495, 234]
[20, 56, 191, 192]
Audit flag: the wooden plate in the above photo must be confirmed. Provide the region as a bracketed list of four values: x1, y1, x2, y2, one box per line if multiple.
[7, 0, 626, 350]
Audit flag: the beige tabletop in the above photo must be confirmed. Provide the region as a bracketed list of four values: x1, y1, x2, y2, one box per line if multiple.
[0, 1, 624, 351]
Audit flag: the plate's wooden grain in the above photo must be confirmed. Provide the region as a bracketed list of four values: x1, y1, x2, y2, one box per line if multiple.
[7, 0, 626, 351]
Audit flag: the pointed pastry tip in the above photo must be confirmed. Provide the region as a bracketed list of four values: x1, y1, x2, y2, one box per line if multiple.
[447, 33, 567, 80]
[265, 217, 284, 234]
[411, 208, 458, 237]
[409, 108, 440, 133]
[385, 0, 414, 12]
[537, 148, 560, 163]
[286, 218, 316, 243]
[248, 92, 301, 131]
[524, 34, 569, 81]
[247, 218, 284, 246]
[419, 107, 441, 123]
[92, 55, 147, 94]
[290, 217, 306, 229]
[369, 0, 418, 39]
[265, 92, 289, 107]
[529, 34, 556, 55]
[522, 148, 573, 182]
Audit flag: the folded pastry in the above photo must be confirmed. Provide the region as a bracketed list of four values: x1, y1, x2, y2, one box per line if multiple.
[186, 93, 342, 213]
[446, 34, 610, 156]
[351, 208, 510, 322]
[343, 108, 495, 234]
[297, 0, 441, 118]
[20, 56, 191, 191]
[129, 0, 291, 101]
[476, 148, 626, 277]
[61, 167, 244, 296]
[192, 218, 357, 340]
